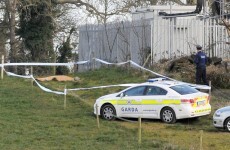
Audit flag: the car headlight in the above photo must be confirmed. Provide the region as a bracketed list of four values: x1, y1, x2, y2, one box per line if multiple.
[214, 110, 222, 117]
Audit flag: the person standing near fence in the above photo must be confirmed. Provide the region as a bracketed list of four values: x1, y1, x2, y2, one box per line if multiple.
[194, 45, 208, 85]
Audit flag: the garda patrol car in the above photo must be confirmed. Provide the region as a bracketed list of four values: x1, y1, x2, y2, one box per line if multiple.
[93, 79, 211, 123]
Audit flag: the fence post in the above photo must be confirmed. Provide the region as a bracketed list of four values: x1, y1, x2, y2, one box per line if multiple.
[96, 104, 100, 129]
[138, 117, 142, 145]
[1, 55, 4, 80]
[92, 51, 95, 70]
[199, 130, 203, 150]
[208, 81, 211, 102]
[64, 85, 67, 109]
[31, 66, 33, 87]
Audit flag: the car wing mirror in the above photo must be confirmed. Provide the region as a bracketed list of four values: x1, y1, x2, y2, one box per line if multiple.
[120, 93, 124, 98]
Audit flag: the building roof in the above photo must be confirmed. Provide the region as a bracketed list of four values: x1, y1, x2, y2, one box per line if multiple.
[131, 5, 197, 14]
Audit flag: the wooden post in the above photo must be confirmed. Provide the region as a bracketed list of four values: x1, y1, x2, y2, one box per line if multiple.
[199, 130, 203, 150]
[53, 53, 56, 75]
[30, 66, 33, 75]
[96, 104, 100, 129]
[1, 55, 4, 80]
[138, 117, 142, 145]
[93, 58, 96, 70]
[208, 81, 211, 102]
[64, 85, 67, 109]
[31, 66, 33, 87]
[92, 51, 95, 70]
[143, 54, 151, 68]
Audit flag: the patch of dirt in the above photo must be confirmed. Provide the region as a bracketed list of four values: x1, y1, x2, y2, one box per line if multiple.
[36, 75, 74, 82]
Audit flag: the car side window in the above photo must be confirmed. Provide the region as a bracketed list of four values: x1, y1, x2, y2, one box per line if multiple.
[123, 86, 146, 96]
[146, 86, 167, 95]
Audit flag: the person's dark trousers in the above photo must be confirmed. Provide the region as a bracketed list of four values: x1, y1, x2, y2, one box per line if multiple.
[196, 67, 208, 85]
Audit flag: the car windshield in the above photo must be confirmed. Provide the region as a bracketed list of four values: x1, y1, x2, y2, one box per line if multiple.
[170, 84, 199, 95]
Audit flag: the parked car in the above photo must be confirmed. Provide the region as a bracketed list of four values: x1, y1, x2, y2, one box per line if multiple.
[94, 79, 211, 124]
[213, 106, 230, 132]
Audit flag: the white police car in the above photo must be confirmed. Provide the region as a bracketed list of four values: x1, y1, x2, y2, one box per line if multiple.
[213, 106, 230, 132]
[94, 79, 211, 123]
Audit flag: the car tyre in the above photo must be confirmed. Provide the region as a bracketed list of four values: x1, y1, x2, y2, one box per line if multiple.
[101, 104, 116, 121]
[160, 107, 176, 124]
[224, 117, 230, 132]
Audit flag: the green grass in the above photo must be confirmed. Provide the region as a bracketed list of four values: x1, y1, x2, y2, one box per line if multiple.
[0, 67, 229, 150]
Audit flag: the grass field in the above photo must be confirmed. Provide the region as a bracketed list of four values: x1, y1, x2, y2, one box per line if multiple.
[0, 67, 229, 150]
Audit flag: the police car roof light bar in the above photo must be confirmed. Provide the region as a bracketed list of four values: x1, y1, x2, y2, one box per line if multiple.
[148, 78, 168, 83]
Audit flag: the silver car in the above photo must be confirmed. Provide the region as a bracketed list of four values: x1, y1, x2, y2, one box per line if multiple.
[213, 106, 230, 132]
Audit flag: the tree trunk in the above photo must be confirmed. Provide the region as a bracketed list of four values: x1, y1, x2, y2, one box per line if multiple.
[6, 0, 17, 72]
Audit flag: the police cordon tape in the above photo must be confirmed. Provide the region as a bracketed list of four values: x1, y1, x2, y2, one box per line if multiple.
[4, 70, 66, 95]
[95, 58, 210, 90]
[67, 84, 139, 91]
[1, 58, 211, 96]
[0, 58, 179, 80]
[113, 115, 137, 123]
[4, 69, 138, 95]
[0, 61, 89, 67]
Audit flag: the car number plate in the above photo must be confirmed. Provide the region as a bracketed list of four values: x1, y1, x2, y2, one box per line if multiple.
[197, 100, 205, 106]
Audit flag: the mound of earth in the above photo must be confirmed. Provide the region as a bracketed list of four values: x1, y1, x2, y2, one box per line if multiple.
[152, 56, 230, 88]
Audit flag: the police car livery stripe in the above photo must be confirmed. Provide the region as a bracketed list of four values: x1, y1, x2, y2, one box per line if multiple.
[194, 108, 211, 113]
[101, 100, 117, 105]
[101, 99, 181, 105]
[142, 99, 181, 105]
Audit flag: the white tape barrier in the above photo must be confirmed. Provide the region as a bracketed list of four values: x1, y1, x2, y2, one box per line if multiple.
[94, 59, 174, 80]
[128, 61, 210, 90]
[30, 76, 66, 95]
[129, 61, 176, 81]
[5, 70, 65, 95]
[0, 61, 89, 67]
[76, 60, 90, 65]
[2, 62, 74, 67]
[94, 59, 210, 90]
[68, 84, 139, 91]
[94, 58, 130, 65]
[5, 71, 31, 79]
[0, 58, 175, 83]
[4, 69, 136, 95]
[2, 58, 211, 93]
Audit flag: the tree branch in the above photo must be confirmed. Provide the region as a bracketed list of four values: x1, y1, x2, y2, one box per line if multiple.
[54, 0, 104, 18]
[53, 0, 138, 20]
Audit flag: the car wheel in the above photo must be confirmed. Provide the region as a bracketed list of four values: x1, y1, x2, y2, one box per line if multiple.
[160, 107, 176, 124]
[101, 104, 116, 121]
[224, 118, 230, 132]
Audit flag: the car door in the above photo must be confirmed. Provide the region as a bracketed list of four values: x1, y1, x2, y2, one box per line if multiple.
[142, 86, 168, 118]
[116, 86, 146, 118]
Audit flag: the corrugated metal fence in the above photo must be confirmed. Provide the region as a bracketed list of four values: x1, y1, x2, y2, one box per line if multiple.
[78, 18, 230, 71]
[152, 18, 230, 62]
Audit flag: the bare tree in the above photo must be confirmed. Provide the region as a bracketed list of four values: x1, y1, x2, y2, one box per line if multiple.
[0, 0, 8, 57]
[53, 0, 146, 23]
[6, 0, 16, 59]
